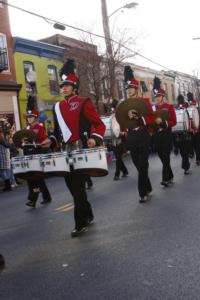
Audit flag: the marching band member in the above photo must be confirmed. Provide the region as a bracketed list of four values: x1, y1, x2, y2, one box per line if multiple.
[187, 93, 200, 165]
[124, 66, 155, 203]
[153, 77, 177, 187]
[110, 105, 129, 181]
[24, 109, 52, 207]
[53, 59, 105, 237]
[175, 95, 191, 174]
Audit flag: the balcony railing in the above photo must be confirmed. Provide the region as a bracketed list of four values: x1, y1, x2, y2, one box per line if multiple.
[0, 48, 9, 72]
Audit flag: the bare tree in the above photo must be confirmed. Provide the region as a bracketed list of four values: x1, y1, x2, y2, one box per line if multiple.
[101, 27, 138, 106]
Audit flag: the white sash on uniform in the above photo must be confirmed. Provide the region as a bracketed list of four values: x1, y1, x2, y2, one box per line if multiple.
[55, 102, 72, 143]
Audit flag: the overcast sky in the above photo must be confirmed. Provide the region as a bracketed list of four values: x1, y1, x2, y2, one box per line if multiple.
[7, 0, 200, 77]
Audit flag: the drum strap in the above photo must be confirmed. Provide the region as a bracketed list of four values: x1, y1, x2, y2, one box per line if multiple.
[55, 103, 72, 143]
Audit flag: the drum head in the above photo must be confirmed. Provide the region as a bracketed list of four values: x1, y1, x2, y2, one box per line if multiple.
[75, 168, 108, 177]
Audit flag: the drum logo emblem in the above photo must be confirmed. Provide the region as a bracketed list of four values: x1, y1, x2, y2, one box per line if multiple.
[69, 102, 79, 111]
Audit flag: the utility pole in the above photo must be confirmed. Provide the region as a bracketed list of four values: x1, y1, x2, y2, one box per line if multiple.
[101, 0, 118, 102]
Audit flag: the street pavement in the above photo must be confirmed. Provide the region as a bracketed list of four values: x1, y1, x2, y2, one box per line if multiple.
[1, 153, 200, 300]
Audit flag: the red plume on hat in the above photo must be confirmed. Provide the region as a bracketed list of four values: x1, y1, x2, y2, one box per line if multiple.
[59, 59, 79, 88]
[124, 66, 139, 89]
[153, 76, 165, 97]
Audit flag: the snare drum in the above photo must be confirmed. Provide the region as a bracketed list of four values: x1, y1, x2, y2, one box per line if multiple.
[41, 152, 70, 176]
[101, 116, 120, 139]
[187, 106, 200, 129]
[172, 109, 189, 132]
[11, 155, 43, 179]
[11, 156, 27, 179]
[70, 147, 108, 177]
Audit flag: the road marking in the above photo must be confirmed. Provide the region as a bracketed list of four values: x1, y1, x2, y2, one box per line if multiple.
[55, 203, 74, 212]
[61, 204, 74, 212]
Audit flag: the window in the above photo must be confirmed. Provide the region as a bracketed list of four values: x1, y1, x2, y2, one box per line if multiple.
[0, 33, 9, 72]
[47, 65, 59, 95]
[164, 83, 168, 100]
[24, 61, 34, 75]
[171, 84, 175, 102]
[140, 81, 148, 93]
[23, 61, 37, 93]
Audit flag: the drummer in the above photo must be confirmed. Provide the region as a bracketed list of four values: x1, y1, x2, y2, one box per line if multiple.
[153, 77, 177, 187]
[23, 109, 52, 208]
[53, 59, 105, 237]
[123, 66, 155, 203]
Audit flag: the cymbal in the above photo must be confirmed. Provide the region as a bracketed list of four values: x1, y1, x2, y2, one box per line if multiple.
[13, 129, 37, 148]
[115, 98, 150, 129]
[154, 109, 169, 121]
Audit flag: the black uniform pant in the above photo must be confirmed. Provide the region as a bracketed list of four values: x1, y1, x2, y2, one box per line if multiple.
[27, 178, 51, 202]
[64, 172, 94, 230]
[179, 141, 190, 171]
[85, 175, 93, 187]
[192, 132, 200, 162]
[126, 129, 152, 198]
[173, 132, 191, 171]
[112, 142, 128, 177]
[154, 129, 173, 182]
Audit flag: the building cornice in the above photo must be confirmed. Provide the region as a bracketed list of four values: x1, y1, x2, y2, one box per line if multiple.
[0, 81, 22, 92]
[13, 37, 65, 61]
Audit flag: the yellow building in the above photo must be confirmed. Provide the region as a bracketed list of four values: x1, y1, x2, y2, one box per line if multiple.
[13, 37, 65, 128]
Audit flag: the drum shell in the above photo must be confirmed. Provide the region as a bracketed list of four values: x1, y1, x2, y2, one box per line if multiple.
[11, 155, 43, 179]
[172, 110, 189, 132]
[187, 107, 200, 129]
[71, 147, 108, 177]
[41, 152, 70, 176]
[101, 116, 120, 139]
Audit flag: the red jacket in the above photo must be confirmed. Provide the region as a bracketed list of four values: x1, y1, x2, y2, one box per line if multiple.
[179, 103, 188, 109]
[141, 98, 155, 126]
[54, 95, 105, 144]
[27, 123, 47, 144]
[155, 103, 177, 128]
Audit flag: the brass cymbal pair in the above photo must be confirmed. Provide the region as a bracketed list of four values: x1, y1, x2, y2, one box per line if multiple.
[115, 98, 169, 129]
[13, 129, 37, 148]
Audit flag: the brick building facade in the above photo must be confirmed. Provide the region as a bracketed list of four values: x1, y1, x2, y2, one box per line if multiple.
[0, 0, 21, 130]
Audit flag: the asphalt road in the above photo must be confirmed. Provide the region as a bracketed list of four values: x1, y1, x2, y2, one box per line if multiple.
[1, 153, 200, 300]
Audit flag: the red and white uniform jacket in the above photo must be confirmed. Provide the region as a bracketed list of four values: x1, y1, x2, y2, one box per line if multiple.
[141, 98, 155, 126]
[53, 95, 105, 146]
[130, 97, 155, 131]
[155, 103, 177, 131]
[27, 123, 47, 144]
[179, 103, 188, 109]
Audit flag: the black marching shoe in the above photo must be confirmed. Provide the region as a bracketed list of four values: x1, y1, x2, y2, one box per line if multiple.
[139, 196, 148, 203]
[113, 175, 120, 181]
[86, 184, 93, 190]
[41, 198, 52, 204]
[196, 161, 200, 166]
[87, 217, 94, 225]
[122, 173, 128, 178]
[71, 226, 88, 238]
[147, 189, 153, 196]
[2, 179, 12, 192]
[160, 181, 169, 187]
[25, 200, 36, 208]
[184, 169, 190, 175]
[0, 254, 5, 273]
